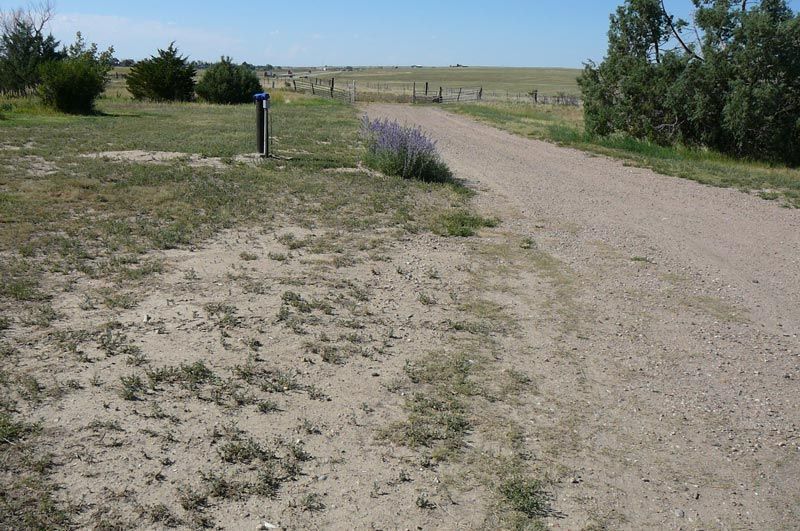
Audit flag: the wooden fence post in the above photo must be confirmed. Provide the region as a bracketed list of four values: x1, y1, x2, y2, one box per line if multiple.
[413, 82, 416, 103]
[330, 78, 335, 98]
[425, 82, 429, 96]
[438, 87, 442, 103]
[478, 87, 483, 101]
[293, 80, 297, 92]
[457, 87, 462, 102]
[352, 81, 356, 103]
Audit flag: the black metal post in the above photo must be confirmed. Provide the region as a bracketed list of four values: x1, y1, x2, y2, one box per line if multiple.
[256, 98, 264, 154]
[254, 92, 270, 156]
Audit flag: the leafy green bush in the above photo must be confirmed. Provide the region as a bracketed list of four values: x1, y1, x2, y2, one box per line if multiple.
[126, 43, 195, 102]
[580, 0, 800, 165]
[38, 33, 112, 114]
[196, 57, 263, 104]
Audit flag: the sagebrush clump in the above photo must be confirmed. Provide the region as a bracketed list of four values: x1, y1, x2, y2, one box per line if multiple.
[361, 116, 452, 182]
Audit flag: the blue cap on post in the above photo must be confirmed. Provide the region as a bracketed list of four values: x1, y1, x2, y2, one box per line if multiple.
[254, 92, 270, 101]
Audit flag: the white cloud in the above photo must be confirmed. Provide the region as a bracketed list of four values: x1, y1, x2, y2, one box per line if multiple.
[46, 13, 328, 65]
[48, 13, 246, 61]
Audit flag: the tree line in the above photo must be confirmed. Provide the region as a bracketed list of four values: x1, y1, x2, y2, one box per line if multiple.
[0, 3, 267, 113]
[579, 0, 800, 165]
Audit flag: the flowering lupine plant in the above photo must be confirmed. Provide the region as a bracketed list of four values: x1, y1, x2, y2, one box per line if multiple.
[361, 116, 452, 182]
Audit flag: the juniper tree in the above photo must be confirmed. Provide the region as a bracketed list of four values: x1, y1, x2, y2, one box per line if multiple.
[126, 43, 196, 102]
[0, 2, 62, 94]
[579, 0, 800, 165]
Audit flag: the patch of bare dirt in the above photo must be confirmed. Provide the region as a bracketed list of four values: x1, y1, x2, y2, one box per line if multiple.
[82, 150, 266, 169]
[365, 104, 800, 529]
[15, 154, 59, 176]
[7, 225, 500, 529]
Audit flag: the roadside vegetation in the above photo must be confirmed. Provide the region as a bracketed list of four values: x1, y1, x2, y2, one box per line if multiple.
[580, 0, 800, 166]
[361, 116, 453, 183]
[450, 102, 800, 208]
[449, 1, 800, 208]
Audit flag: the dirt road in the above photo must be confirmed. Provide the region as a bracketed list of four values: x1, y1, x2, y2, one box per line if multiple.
[366, 104, 800, 529]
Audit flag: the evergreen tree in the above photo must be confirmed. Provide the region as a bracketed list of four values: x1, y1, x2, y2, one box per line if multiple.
[580, 0, 800, 165]
[126, 43, 196, 102]
[196, 57, 263, 104]
[0, 5, 62, 95]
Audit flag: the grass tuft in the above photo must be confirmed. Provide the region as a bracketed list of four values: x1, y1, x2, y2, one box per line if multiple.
[499, 477, 552, 520]
[433, 210, 499, 237]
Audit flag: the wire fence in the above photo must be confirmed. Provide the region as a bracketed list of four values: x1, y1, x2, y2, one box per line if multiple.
[288, 77, 354, 104]
[274, 76, 581, 106]
[411, 86, 483, 103]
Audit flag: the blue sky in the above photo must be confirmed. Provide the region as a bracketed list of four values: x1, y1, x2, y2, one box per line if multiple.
[2, 0, 798, 67]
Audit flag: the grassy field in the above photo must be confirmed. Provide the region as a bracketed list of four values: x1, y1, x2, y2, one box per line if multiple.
[107, 66, 583, 102]
[450, 102, 800, 208]
[317, 67, 582, 97]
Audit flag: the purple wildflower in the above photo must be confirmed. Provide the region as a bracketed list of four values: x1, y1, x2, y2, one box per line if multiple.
[361, 115, 450, 181]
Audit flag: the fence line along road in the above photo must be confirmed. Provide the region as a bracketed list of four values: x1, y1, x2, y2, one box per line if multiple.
[289, 78, 355, 104]
[280, 76, 580, 106]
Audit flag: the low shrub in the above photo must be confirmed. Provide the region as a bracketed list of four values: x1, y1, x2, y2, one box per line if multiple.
[196, 57, 263, 104]
[38, 33, 112, 114]
[361, 116, 452, 182]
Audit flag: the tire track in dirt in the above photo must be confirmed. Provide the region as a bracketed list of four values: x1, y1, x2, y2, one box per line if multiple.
[365, 104, 800, 529]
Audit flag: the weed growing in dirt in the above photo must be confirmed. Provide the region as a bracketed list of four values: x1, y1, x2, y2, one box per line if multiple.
[0, 408, 70, 528]
[433, 210, 499, 237]
[205, 303, 241, 328]
[119, 374, 145, 400]
[98, 325, 141, 358]
[418, 292, 437, 305]
[298, 492, 326, 512]
[499, 477, 552, 519]
[218, 437, 272, 464]
[146, 361, 216, 391]
[142, 503, 183, 527]
[416, 494, 437, 510]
